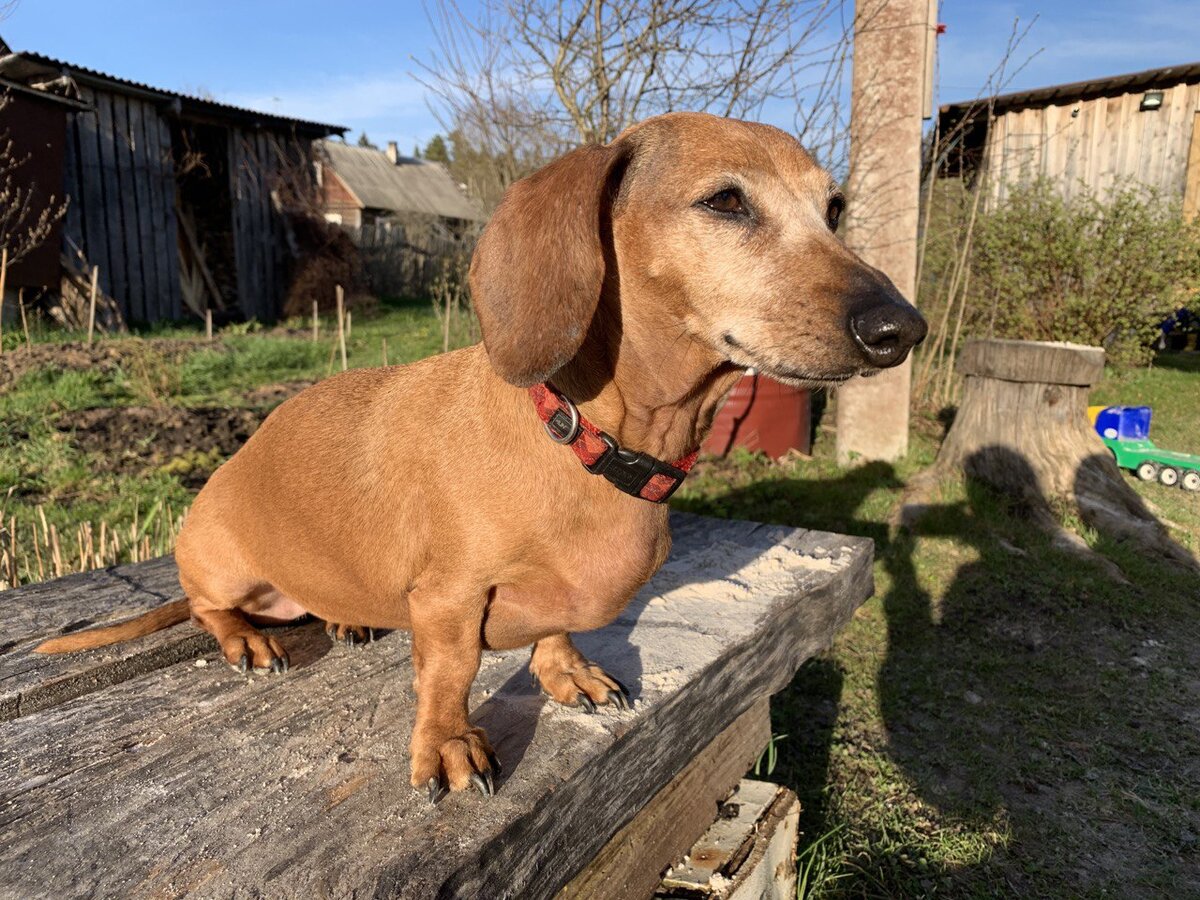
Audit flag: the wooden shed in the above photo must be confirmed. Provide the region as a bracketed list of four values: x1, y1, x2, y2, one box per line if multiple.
[0, 47, 345, 325]
[317, 140, 486, 233]
[937, 61, 1200, 216]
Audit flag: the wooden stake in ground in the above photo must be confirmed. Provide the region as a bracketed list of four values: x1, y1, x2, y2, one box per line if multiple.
[18, 289, 31, 349]
[346, 310, 352, 341]
[902, 339, 1198, 573]
[335, 285, 348, 371]
[0, 247, 7, 354]
[87, 265, 99, 345]
[312, 300, 319, 342]
[205, 308, 213, 342]
[381, 337, 388, 366]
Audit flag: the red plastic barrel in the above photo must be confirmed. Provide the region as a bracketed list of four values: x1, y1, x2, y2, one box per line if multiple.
[702, 373, 811, 459]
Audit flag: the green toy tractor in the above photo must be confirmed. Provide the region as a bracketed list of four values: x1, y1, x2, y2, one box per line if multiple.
[1089, 405, 1200, 492]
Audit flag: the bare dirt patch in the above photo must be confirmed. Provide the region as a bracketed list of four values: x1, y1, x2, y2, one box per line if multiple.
[55, 406, 266, 486]
[0, 339, 211, 390]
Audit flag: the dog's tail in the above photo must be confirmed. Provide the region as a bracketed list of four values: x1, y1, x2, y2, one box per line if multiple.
[34, 598, 191, 654]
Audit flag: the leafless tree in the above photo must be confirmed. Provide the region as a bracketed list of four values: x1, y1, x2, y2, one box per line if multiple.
[0, 93, 69, 267]
[417, 0, 852, 207]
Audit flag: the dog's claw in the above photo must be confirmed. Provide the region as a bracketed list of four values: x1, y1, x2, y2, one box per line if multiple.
[426, 777, 441, 804]
[487, 751, 502, 775]
[238, 653, 249, 674]
[607, 689, 629, 710]
[470, 772, 493, 798]
[367, 627, 376, 643]
[577, 693, 596, 714]
[270, 657, 283, 674]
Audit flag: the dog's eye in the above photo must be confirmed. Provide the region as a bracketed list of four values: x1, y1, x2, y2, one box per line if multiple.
[701, 189, 747, 216]
[826, 195, 845, 232]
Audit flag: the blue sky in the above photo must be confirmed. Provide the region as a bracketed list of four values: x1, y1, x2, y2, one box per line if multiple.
[3, 1, 1198, 151]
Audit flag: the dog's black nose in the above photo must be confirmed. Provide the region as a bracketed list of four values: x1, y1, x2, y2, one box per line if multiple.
[849, 303, 927, 368]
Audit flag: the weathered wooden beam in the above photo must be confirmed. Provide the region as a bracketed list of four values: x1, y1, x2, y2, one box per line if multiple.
[0, 513, 872, 899]
[559, 698, 771, 900]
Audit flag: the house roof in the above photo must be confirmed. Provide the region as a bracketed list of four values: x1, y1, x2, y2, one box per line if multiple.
[940, 60, 1200, 125]
[0, 49, 346, 137]
[319, 140, 486, 222]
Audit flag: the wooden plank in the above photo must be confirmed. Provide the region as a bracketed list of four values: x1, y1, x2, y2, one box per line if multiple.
[113, 95, 146, 322]
[156, 115, 184, 319]
[559, 699, 771, 900]
[73, 88, 112, 300]
[228, 129, 253, 320]
[0, 513, 873, 899]
[1185, 111, 1200, 222]
[61, 111, 85, 254]
[256, 131, 276, 320]
[657, 780, 799, 897]
[93, 92, 129, 320]
[127, 99, 160, 319]
[1160, 84, 1191, 199]
[0, 555, 188, 721]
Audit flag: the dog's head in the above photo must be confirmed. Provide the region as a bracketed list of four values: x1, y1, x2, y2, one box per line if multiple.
[469, 112, 926, 389]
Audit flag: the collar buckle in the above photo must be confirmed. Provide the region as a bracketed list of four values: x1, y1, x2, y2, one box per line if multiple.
[586, 432, 687, 502]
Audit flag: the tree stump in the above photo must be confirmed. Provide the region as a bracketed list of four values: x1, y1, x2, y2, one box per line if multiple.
[920, 339, 1196, 571]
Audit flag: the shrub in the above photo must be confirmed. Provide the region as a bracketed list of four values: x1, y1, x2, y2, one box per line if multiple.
[964, 179, 1200, 366]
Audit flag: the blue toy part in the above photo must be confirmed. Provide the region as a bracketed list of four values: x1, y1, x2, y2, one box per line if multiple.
[1093, 405, 1152, 442]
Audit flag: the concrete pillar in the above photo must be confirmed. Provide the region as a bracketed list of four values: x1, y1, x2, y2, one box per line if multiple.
[835, 0, 934, 464]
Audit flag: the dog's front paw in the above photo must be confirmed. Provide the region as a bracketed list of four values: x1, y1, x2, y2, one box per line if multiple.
[410, 726, 499, 802]
[530, 658, 631, 713]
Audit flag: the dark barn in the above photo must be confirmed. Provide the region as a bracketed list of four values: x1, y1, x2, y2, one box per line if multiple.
[0, 44, 345, 325]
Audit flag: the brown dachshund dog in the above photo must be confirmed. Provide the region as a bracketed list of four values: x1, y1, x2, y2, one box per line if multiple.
[37, 112, 925, 799]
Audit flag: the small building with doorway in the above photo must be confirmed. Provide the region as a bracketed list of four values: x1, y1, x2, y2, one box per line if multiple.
[317, 139, 485, 236]
[0, 40, 346, 326]
[937, 61, 1200, 217]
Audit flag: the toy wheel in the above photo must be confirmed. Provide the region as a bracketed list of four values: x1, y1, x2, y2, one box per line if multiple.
[1183, 470, 1200, 492]
[1135, 461, 1159, 482]
[1159, 466, 1180, 487]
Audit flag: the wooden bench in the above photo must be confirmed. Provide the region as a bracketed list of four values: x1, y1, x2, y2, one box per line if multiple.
[0, 512, 872, 899]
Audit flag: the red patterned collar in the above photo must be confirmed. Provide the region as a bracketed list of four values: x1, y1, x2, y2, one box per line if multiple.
[528, 383, 698, 503]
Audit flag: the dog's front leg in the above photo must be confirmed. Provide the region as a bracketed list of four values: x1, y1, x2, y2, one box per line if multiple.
[409, 589, 497, 801]
[529, 633, 631, 713]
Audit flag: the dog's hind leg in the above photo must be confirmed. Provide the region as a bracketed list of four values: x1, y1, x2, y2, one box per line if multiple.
[191, 599, 291, 674]
[529, 633, 630, 712]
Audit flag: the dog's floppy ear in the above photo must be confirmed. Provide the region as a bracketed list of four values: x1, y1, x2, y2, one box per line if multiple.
[469, 141, 630, 386]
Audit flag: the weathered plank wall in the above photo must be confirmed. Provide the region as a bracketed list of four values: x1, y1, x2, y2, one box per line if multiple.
[228, 129, 290, 322]
[983, 80, 1200, 205]
[64, 88, 183, 323]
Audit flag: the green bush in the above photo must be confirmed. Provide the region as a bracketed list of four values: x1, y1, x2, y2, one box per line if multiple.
[965, 179, 1200, 366]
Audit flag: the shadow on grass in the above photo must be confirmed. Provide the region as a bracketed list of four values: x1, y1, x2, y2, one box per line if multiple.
[677, 449, 1200, 896]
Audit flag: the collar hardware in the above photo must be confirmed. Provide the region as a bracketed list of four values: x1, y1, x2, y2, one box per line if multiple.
[528, 383, 698, 504]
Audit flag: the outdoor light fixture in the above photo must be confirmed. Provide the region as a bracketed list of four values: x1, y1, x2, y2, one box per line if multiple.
[1140, 91, 1164, 111]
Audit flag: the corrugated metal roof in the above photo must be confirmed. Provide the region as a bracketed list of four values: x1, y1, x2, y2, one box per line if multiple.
[941, 59, 1200, 121]
[0, 49, 346, 136]
[319, 140, 486, 222]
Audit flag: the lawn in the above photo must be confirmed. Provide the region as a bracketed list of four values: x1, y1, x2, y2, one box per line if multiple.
[2, 310, 1198, 896]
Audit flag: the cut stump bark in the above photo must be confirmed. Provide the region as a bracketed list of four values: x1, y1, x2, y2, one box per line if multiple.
[909, 339, 1196, 571]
